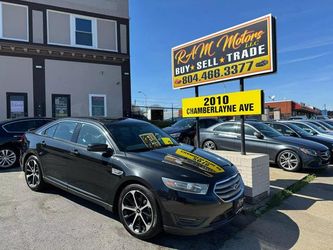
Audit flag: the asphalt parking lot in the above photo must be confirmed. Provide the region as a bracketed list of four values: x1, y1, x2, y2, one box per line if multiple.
[1, 165, 332, 250]
[0, 167, 254, 250]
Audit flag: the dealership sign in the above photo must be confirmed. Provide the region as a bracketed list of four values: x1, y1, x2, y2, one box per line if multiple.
[172, 14, 275, 89]
[182, 90, 264, 118]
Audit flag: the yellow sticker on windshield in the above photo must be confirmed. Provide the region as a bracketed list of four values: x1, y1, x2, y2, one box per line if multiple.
[175, 149, 224, 173]
[162, 137, 174, 145]
[139, 133, 161, 149]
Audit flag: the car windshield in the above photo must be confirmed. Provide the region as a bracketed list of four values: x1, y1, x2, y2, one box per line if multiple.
[251, 123, 282, 137]
[106, 122, 178, 152]
[304, 122, 327, 133]
[287, 123, 312, 136]
[171, 119, 195, 128]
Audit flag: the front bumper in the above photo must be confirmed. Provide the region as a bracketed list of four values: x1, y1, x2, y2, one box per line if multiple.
[158, 185, 244, 235]
[301, 152, 330, 169]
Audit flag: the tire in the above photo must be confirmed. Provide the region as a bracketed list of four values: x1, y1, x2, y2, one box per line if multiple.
[118, 184, 162, 240]
[202, 140, 217, 150]
[0, 147, 19, 169]
[182, 136, 192, 145]
[277, 150, 301, 172]
[24, 155, 45, 191]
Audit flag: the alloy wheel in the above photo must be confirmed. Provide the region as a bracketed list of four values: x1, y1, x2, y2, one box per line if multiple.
[121, 190, 153, 235]
[0, 149, 17, 168]
[203, 140, 217, 150]
[25, 158, 41, 188]
[279, 151, 299, 170]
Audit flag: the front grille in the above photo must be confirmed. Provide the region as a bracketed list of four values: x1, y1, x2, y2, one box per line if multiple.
[214, 174, 243, 202]
[320, 150, 330, 161]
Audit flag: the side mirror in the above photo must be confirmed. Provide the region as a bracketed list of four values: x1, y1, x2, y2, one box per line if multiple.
[87, 144, 114, 157]
[254, 132, 264, 139]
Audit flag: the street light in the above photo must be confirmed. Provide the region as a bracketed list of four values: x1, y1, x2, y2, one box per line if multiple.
[138, 91, 147, 116]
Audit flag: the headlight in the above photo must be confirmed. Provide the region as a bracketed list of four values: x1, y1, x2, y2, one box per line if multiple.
[162, 177, 209, 195]
[300, 148, 318, 156]
[170, 132, 181, 138]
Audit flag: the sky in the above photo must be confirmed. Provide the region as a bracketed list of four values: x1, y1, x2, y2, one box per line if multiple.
[129, 0, 333, 110]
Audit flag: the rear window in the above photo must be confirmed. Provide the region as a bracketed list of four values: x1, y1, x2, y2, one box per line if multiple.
[3, 120, 37, 132]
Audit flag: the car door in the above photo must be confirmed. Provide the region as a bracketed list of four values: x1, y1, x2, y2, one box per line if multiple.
[212, 123, 240, 151]
[242, 125, 270, 155]
[67, 122, 119, 202]
[38, 121, 79, 184]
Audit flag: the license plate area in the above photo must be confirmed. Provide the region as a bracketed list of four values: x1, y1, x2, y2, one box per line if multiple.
[233, 197, 244, 214]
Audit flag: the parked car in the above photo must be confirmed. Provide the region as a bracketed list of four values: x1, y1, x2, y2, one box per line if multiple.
[199, 121, 330, 172]
[0, 117, 54, 169]
[305, 120, 333, 132]
[21, 118, 244, 239]
[283, 121, 333, 140]
[322, 120, 333, 127]
[163, 118, 221, 145]
[309, 120, 333, 131]
[266, 121, 333, 162]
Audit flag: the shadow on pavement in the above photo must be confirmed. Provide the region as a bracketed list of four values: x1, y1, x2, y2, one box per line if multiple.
[0, 165, 21, 173]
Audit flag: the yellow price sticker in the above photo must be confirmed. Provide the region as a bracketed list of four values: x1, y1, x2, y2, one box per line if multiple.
[162, 137, 174, 145]
[175, 149, 224, 173]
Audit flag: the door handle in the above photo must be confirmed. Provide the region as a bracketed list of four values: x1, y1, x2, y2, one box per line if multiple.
[73, 149, 80, 156]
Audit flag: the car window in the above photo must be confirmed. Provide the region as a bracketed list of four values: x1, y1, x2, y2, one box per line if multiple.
[244, 125, 257, 136]
[53, 122, 77, 141]
[77, 124, 107, 146]
[214, 123, 237, 133]
[35, 119, 52, 128]
[293, 123, 315, 134]
[172, 119, 195, 128]
[3, 120, 37, 132]
[205, 119, 218, 128]
[44, 124, 58, 137]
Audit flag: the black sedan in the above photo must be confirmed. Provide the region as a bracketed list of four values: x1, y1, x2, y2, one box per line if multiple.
[163, 118, 221, 145]
[266, 121, 333, 161]
[0, 117, 53, 169]
[199, 121, 330, 172]
[21, 118, 244, 239]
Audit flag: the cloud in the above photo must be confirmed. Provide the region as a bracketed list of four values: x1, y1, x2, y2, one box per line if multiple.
[280, 52, 329, 65]
[279, 37, 333, 53]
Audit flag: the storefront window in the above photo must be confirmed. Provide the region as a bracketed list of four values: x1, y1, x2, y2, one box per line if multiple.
[89, 94, 106, 117]
[6, 93, 28, 119]
[52, 94, 71, 118]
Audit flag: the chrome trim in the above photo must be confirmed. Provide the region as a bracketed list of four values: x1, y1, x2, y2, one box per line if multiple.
[214, 173, 244, 203]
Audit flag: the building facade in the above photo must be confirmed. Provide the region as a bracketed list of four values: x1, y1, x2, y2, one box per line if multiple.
[265, 100, 321, 119]
[0, 0, 130, 120]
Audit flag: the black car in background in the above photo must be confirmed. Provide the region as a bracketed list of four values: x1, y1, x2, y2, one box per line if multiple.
[266, 121, 333, 161]
[21, 118, 244, 239]
[199, 121, 330, 172]
[163, 118, 221, 145]
[0, 117, 53, 169]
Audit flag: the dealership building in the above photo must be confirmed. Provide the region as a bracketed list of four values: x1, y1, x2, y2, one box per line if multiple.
[0, 0, 130, 120]
[265, 100, 321, 119]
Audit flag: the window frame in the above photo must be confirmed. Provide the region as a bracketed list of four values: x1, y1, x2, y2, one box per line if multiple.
[70, 14, 97, 49]
[89, 94, 107, 117]
[52, 94, 71, 118]
[6, 92, 28, 119]
[52, 121, 79, 143]
[46, 9, 118, 52]
[0, 1, 29, 42]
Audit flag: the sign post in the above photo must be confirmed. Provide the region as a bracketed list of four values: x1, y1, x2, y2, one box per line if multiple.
[195, 86, 200, 148]
[240, 78, 246, 155]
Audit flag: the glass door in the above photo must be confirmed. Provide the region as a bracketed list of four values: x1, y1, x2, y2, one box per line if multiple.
[52, 94, 71, 118]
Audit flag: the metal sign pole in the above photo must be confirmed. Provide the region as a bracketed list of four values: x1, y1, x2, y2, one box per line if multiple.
[240, 78, 246, 155]
[195, 86, 200, 148]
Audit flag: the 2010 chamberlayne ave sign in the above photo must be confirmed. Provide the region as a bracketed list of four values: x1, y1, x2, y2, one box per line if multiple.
[182, 90, 264, 118]
[172, 14, 276, 89]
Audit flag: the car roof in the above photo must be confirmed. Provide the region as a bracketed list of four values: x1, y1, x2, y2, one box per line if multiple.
[51, 117, 148, 126]
[0, 117, 54, 126]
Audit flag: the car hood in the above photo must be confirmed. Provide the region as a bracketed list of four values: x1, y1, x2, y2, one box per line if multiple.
[274, 136, 329, 151]
[126, 144, 238, 180]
